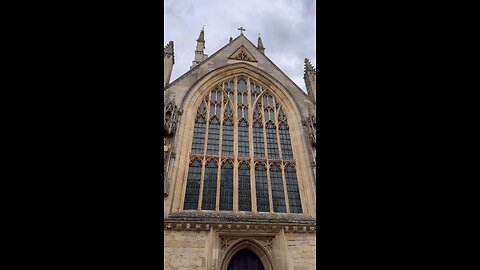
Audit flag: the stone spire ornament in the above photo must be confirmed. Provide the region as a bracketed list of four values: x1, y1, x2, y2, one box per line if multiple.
[197, 25, 205, 42]
[303, 58, 317, 103]
[164, 41, 174, 87]
[257, 33, 265, 54]
[191, 26, 207, 69]
[304, 58, 315, 73]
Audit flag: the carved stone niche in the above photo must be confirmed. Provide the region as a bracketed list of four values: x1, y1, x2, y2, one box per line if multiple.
[164, 94, 182, 135]
[303, 113, 316, 146]
[219, 235, 275, 266]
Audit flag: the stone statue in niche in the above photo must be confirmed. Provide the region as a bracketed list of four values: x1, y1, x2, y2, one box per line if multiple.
[303, 110, 316, 146]
[164, 138, 169, 160]
[164, 92, 182, 136]
[164, 138, 170, 197]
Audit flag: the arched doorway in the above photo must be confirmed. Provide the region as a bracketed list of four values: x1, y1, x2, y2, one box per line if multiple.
[227, 248, 265, 270]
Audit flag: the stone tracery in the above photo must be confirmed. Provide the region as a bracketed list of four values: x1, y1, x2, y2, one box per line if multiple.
[183, 76, 303, 214]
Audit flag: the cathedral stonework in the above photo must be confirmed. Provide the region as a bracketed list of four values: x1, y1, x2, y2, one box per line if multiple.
[164, 28, 316, 269]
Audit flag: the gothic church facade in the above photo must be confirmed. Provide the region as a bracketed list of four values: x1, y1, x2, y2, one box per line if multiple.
[164, 28, 317, 270]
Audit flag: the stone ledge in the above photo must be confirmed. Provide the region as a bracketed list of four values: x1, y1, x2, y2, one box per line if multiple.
[164, 220, 316, 233]
[167, 211, 316, 224]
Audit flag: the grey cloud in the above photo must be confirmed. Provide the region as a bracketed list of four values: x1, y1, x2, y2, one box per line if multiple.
[164, 0, 316, 93]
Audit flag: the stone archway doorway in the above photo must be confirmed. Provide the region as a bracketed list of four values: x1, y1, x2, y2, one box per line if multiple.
[227, 248, 265, 270]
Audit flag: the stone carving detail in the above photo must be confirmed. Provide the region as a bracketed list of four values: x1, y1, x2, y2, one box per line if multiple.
[235, 51, 249, 60]
[163, 221, 316, 232]
[164, 138, 169, 161]
[303, 112, 316, 146]
[220, 238, 233, 253]
[256, 238, 274, 253]
[228, 46, 257, 62]
[164, 92, 182, 135]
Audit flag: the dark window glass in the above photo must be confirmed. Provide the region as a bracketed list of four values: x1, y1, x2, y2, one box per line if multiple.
[183, 160, 201, 210]
[238, 163, 251, 211]
[222, 120, 234, 157]
[266, 122, 279, 159]
[210, 106, 215, 118]
[255, 164, 270, 212]
[207, 120, 220, 155]
[279, 110, 286, 121]
[202, 160, 218, 210]
[253, 122, 264, 158]
[279, 123, 293, 160]
[191, 118, 206, 155]
[285, 166, 302, 213]
[219, 162, 233, 211]
[238, 120, 249, 157]
[229, 81, 234, 101]
[270, 164, 286, 212]
[238, 79, 247, 94]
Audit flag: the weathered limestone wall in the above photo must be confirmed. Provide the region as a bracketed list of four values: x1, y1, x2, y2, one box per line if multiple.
[164, 230, 209, 270]
[285, 232, 316, 270]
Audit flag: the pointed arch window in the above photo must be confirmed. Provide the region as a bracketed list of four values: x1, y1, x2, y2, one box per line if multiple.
[183, 76, 303, 214]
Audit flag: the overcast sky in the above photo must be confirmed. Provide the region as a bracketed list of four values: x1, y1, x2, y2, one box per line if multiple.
[164, 0, 316, 93]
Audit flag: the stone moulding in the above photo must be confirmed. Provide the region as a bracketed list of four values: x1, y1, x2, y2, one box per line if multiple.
[164, 220, 316, 233]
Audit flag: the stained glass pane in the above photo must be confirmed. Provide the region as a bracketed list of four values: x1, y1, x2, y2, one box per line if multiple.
[183, 160, 201, 210]
[255, 164, 270, 212]
[238, 163, 251, 211]
[207, 120, 220, 155]
[238, 120, 249, 157]
[279, 123, 294, 160]
[253, 122, 264, 158]
[210, 106, 214, 118]
[285, 166, 302, 213]
[219, 162, 233, 211]
[266, 122, 279, 159]
[191, 118, 206, 155]
[238, 79, 247, 94]
[270, 164, 286, 212]
[222, 120, 234, 157]
[202, 160, 218, 210]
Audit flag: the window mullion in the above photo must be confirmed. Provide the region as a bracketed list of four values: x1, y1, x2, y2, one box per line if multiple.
[247, 77, 256, 213]
[197, 159, 206, 210]
[233, 76, 238, 213]
[259, 88, 273, 212]
[216, 98, 224, 211]
[281, 161, 290, 213]
[273, 100, 290, 213]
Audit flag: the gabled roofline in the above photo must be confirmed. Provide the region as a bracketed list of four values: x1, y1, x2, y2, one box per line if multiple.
[239, 35, 311, 101]
[165, 34, 312, 102]
[165, 35, 243, 90]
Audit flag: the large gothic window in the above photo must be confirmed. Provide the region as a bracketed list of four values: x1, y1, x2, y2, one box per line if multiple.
[183, 76, 303, 213]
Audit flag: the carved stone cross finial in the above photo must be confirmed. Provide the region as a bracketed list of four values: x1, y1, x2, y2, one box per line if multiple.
[237, 27, 246, 35]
